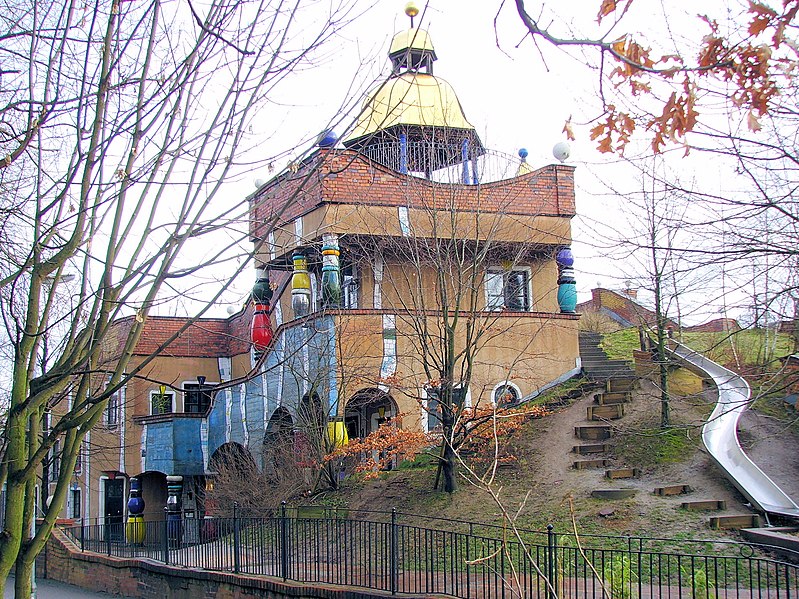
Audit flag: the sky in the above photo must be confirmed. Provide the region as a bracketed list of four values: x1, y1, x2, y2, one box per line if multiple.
[188, 0, 758, 325]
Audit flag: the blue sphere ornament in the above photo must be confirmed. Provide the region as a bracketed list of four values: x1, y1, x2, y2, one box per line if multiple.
[518, 148, 529, 159]
[317, 130, 337, 148]
[556, 247, 574, 268]
[128, 496, 145, 515]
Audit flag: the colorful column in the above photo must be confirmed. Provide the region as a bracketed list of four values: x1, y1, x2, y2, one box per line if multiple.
[556, 247, 577, 313]
[291, 251, 311, 317]
[251, 274, 274, 357]
[321, 234, 342, 308]
[125, 477, 145, 544]
[166, 475, 183, 547]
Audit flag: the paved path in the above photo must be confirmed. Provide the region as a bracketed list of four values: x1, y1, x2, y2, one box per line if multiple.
[4, 577, 122, 598]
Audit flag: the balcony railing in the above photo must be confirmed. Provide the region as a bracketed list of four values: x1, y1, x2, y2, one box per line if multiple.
[361, 142, 528, 185]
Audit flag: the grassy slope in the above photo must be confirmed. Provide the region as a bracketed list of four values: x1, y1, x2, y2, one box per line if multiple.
[601, 328, 794, 366]
[306, 328, 798, 541]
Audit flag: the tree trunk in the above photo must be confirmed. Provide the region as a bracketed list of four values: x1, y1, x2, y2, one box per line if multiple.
[14, 551, 33, 598]
[441, 442, 458, 493]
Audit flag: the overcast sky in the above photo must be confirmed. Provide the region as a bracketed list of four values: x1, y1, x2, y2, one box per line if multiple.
[190, 0, 750, 324]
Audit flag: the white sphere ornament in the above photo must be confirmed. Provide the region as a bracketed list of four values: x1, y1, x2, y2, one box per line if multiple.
[254, 178, 265, 188]
[553, 142, 571, 163]
[226, 306, 236, 315]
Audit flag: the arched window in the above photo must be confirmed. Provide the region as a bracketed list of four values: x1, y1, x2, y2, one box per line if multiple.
[492, 382, 520, 407]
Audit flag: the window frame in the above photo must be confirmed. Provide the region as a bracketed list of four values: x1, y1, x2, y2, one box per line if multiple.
[50, 439, 61, 483]
[492, 381, 522, 407]
[484, 267, 533, 312]
[423, 384, 471, 432]
[105, 388, 120, 428]
[150, 389, 175, 415]
[182, 382, 216, 415]
[70, 487, 81, 519]
[342, 260, 359, 309]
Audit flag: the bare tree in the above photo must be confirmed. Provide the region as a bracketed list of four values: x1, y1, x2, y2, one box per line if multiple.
[0, 0, 364, 594]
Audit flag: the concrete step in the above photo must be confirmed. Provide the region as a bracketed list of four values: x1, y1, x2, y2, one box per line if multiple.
[709, 514, 761, 530]
[606, 468, 641, 480]
[573, 458, 610, 470]
[681, 500, 727, 511]
[573, 443, 613, 455]
[607, 379, 637, 392]
[587, 404, 624, 421]
[585, 371, 637, 382]
[596, 392, 631, 405]
[574, 424, 612, 441]
[581, 358, 633, 368]
[654, 484, 693, 496]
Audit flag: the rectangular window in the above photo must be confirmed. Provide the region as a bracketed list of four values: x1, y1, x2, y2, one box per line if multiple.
[74, 442, 83, 475]
[183, 383, 214, 414]
[485, 269, 531, 312]
[425, 390, 442, 432]
[342, 262, 359, 309]
[70, 488, 81, 519]
[150, 390, 174, 415]
[105, 388, 120, 427]
[50, 440, 60, 483]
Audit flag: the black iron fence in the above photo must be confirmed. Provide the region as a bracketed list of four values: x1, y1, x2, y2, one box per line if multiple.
[63, 506, 799, 598]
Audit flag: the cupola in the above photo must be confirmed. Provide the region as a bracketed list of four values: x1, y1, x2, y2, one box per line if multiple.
[343, 2, 484, 179]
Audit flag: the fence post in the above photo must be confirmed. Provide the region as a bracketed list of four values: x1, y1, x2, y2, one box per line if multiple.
[106, 517, 112, 556]
[466, 522, 472, 599]
[80, 518, 84, 552]
[546, 524, 558, 599]
[162, 506, 170, 565]
[280, 501, 289, 580]
[233, 502, 241, 574]
[390, 508, 398, 595]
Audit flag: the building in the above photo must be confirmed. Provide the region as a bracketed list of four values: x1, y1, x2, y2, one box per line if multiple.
[59, 9, 581, 525]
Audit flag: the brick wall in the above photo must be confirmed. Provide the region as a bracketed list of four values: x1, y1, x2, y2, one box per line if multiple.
[42, 528, 399, 599]
[104, 309, 254, 360]
[249, 149, 576, 240]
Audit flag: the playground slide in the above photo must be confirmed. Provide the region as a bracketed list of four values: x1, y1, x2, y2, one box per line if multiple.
[666, 341, 799, 520]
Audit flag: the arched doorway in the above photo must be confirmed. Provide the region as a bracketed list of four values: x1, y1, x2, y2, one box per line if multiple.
[262, 407, 295, 479]
[136, 471, 167, 522]
[207, 442, 256, 516]
[344, 388, 398, 440]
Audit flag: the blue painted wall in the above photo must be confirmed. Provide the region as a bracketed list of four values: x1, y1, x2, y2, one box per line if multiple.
[153, 315, 339, 476]
[144, 418, 205, 475]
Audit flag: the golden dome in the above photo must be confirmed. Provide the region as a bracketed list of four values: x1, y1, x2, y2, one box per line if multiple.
[344, 73, 475, 145]
[388, 28, 436, 61]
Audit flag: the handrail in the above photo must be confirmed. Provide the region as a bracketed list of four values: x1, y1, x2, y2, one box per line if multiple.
[665, 340, 799, 519]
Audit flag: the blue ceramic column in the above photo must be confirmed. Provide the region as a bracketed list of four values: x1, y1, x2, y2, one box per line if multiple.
[556, 247, 577, 313]
[166, 475, 183, 547]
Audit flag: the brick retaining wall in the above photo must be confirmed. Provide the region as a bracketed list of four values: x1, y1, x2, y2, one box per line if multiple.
[41, 529, 405, 599]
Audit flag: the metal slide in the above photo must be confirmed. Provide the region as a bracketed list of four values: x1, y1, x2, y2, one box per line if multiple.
[666, 341, 799, 520]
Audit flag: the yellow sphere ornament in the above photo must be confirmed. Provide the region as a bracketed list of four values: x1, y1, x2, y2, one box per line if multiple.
[405, 2, 419, 18]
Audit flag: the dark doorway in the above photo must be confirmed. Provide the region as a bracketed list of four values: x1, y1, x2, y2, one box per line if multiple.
[104, 478, 125, 540]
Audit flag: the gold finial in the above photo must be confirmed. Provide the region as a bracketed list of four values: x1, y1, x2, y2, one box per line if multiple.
[405, 2, 419, 19]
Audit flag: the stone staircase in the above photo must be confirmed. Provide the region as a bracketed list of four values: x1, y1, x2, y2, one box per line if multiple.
[573, 333, 754, 525]
[572, 378, 637, 470]
[579, 331, 636, 380]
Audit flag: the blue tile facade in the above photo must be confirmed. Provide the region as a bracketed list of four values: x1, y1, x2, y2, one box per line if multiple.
[145, 315, 337, 476]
